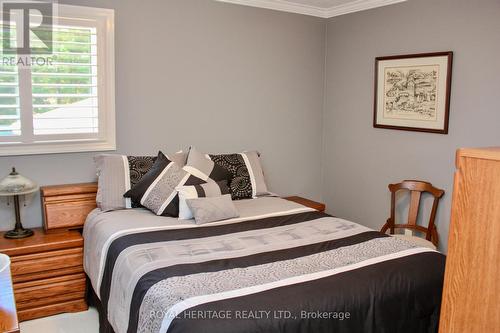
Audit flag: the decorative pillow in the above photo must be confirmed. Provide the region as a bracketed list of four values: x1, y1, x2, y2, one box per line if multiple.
[186, 194, 239, 225]
[95, 151, 187, 212]
[123, 152, 205, 217]
[209, 151, 269, 200]
[95, 154, 156, 211]
[177, 180, 230, 220]
[183, 147, 231, 182]
[169, 150, 188, 168]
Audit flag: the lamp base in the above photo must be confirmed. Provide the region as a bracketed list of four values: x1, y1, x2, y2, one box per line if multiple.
[4, 228, 34, 239]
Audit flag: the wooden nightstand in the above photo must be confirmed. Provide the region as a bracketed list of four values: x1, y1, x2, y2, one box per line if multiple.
[0, 228, 87, 322]
[284, 196, 326, 212]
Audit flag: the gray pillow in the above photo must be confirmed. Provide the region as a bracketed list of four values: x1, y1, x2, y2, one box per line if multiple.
[94, 154, 156, 211]
[186, 194, 239, 225]
[169, 150, 188, 168]
[184, 146, 230, 182]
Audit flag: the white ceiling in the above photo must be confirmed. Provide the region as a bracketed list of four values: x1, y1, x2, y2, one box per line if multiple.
[216, 0, 407, 18]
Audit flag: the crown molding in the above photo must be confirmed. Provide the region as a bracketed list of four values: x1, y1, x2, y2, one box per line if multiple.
[215, 0, 407, 18]
[216, 0, 328, 17]
[324, 0, 406, 17]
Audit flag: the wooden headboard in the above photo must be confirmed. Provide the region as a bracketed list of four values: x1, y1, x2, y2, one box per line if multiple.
[40, 183, 98, 233]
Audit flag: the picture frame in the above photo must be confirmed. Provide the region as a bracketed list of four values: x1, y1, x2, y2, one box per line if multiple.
[373, 52, 453, 134]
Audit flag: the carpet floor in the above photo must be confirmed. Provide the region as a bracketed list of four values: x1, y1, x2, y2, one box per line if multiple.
[20, 307, 99, 333]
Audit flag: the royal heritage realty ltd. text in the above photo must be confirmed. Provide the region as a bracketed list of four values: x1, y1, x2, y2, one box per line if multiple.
[150, 310, 352, 321]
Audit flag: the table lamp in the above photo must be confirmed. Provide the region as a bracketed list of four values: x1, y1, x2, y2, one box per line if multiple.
[0, 168, 38, 239]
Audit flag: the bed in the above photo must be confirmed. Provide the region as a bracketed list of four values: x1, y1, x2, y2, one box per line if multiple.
[83, 196, 445, 333]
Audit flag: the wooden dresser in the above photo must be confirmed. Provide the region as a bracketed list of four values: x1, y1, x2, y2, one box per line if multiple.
[439, 147, 500, 333]
[0, 229, 87, 321]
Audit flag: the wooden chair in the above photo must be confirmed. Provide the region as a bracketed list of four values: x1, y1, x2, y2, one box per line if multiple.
[380, 180, 444, 250]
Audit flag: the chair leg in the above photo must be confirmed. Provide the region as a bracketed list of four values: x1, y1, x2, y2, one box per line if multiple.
[431, 227, 439, 247]
[380, 223, 391, 234]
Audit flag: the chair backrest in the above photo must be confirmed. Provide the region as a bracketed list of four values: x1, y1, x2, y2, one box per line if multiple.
[381, 180, 444, 246]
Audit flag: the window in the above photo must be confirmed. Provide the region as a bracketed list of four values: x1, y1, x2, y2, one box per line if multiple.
[0, 4, 115, 156]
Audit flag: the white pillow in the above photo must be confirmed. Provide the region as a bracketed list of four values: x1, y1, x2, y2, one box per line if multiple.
[176, 180, 231, 220]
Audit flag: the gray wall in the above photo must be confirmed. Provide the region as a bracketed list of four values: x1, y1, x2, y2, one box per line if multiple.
[2, 0, 499, 253]
[322, 0, 500, 252]
[0, 0, 326, 230]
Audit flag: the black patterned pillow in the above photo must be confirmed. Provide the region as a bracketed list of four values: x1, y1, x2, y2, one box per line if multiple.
[209, 151, 269, 200]
[127, 156, 157, 188]
[209, 154, 251, 200]
[127, 156, 156, 207]
[124, 152, 206, 217]
[95, 151, 187, 211]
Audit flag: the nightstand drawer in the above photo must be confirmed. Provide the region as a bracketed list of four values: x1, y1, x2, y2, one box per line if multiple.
[13, 273, 86, 304]
[10, 248, 83, 280]
[17, 299, 88, 322]
[44, 198, 96, 231]
[16, 291, 85, 311]
[14, 274, 87, 321]
[41, 183, 98, 232]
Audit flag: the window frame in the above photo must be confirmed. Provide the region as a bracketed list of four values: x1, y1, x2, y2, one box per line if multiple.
[0, 4, 115, 156]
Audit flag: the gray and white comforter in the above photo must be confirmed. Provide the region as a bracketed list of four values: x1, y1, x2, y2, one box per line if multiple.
[84, 197, 445, 333]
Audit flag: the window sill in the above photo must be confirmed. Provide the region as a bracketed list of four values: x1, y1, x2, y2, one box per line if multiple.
[0, 140, 116, 156]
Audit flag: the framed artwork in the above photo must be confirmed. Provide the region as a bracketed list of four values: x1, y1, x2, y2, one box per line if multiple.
[373, 52, 453, 134]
